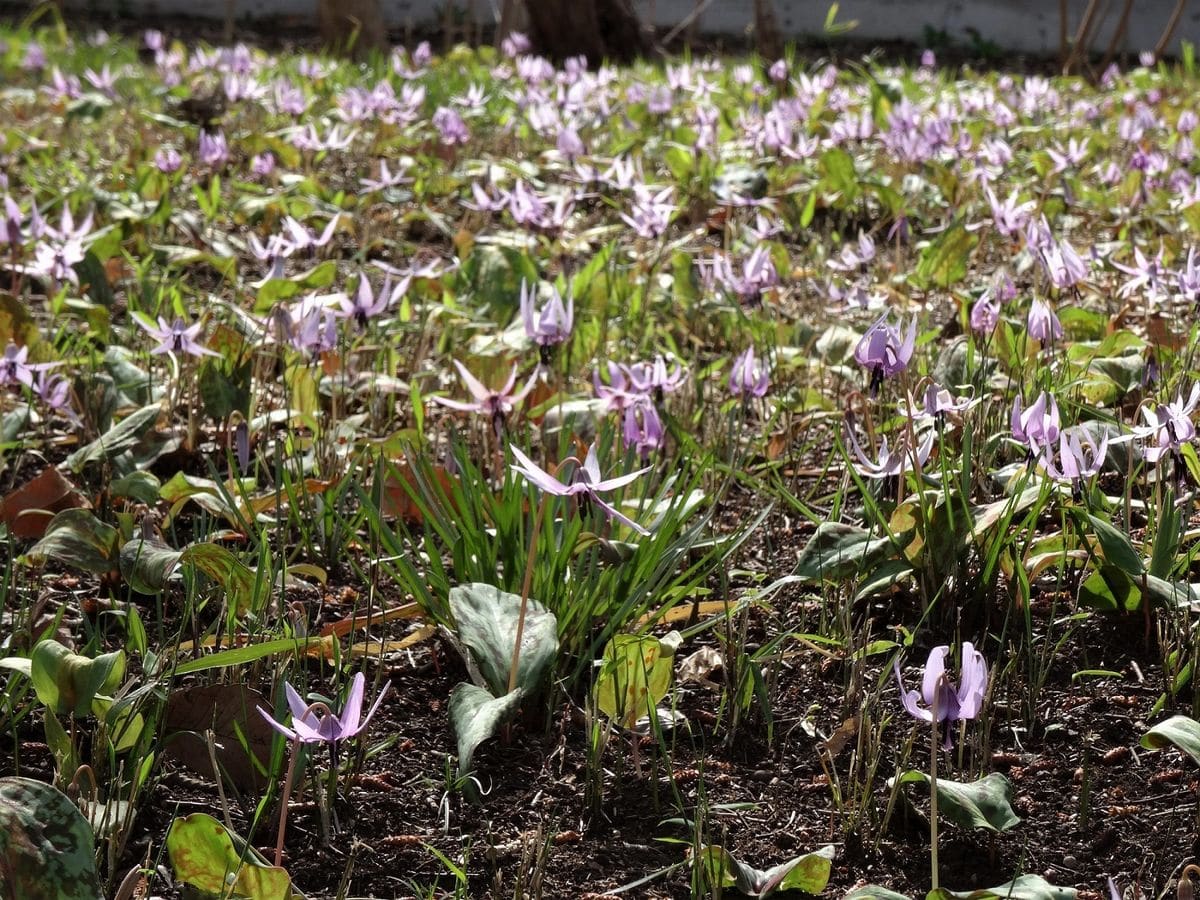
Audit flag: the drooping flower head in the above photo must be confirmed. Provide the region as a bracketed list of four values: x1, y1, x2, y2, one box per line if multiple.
[729, 347, 770, 399]
[854, 312, 917, 394]
[258, 672, 390, 746]
[894, 643, 989, 748]
[510, 443, 651, 535]
[520, 280, 573, 351]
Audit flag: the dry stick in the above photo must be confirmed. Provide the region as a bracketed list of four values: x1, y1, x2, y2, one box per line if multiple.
[1063, 0, 1101, 75]
[660, 0, 716, 48]
[508, 492, 551, 695]
[1098, 0, 1135, 75]
[1154, 0, 1190, 60]
[1059, 0, 1070, 66]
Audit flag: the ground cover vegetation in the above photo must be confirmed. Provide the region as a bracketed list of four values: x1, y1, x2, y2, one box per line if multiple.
[1, 8, 1200, 899]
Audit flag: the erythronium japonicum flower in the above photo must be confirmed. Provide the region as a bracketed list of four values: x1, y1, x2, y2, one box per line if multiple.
[510, 443, 651, 537]
[895, 641, 989, 892]
[1011, 391, 1061, 456]
[729, 347, 770, 399]
[1134, 385, 1200, 465]
[1026, 297, 1063, 346]
[259, 672, 390, 745]
[259, 672, 390, 865]
[136, 316, 220, 358]
[434, 360, 536, 435]
[520, 280, 573, 349]
[1043, 427, 1107, 486]
[854, 312, 916, 394]
[895, 643, 989, 745]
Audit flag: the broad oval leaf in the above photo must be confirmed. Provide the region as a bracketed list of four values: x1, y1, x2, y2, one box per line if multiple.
[19, 509, 119, 575]
[448, 583, 558, 697]
[795, 523, 896, 584]
[166, 813, 297, 900]
[593, 632, 681, 730]
[0, 776, 102, 900]
[892, 771, 1020, 833]
[1142, 715, 1200, 767]
[449, 682, 524, 794]
[30, 641, 125, 719]
[929, 874, 1076, 900]
[696, 844, 834, 897]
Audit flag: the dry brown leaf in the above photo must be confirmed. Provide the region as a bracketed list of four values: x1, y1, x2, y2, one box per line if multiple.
[0, 467, 89, 539]
[162, 683, 275, 793]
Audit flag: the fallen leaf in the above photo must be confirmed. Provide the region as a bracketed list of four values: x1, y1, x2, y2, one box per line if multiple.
[163, 684, 275, 793]
[1, 468, 89, 539]
[678, 646, 723, 688]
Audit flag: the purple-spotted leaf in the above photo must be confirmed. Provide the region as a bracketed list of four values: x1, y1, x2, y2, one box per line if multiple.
[0, 776, 102, 900]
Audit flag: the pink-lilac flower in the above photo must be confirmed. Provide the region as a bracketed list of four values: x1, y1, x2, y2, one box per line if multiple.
[895, 643, 988, 747]
[1135, 386, 1199, 464]
[520, 281, 573, 349]
[434, 361, 536, 429]
[844, 425, 934, 480]
[432, 106, 470, 145]
[1042, 428, 1107, 485]
[729, 347, 770, 399]
[509, 442, 651, 536]
[970, 291, 1000, 334]
[1011, 391, 1061, 455]
[0, 343, 36, 388]
[136, 316, 220, 358]
[854, 312, 917, 392]
[621, 186, 675, 239]
[1026, 298, 1063, 345]
[251, 152, 276, 177]
[258, 672, 389, 745]
[154, 147, 183, 174]
[198, 130, 229, 168]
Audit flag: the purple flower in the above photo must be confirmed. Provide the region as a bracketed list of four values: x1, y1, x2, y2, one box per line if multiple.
[434, 361, 536, 426]
[1041, 238, 1088, 289]
[768, 59, 789, 83]
[281, 215, 340, 255]
[621, 186, 675, 239]
[593, 362, 644, 412]
[627, 356, 686, 396]
[432, 106, 470, 146]
[1026, 298, 1063, 345]
[0, 343, 36, 388]
[360, 160, 409, 192]
[501, 31, 531, 58]
[33, 370, 75, 419]
[1179, 247, 1200, 302]
[854, 312, 917, 391]
[622, 400, 664, 458]
[556, 126, 585, 161]
[136, 316, 220, 358]
[1043, 428, 1107, 484]
[258, 672, 389, 745]
[729, 347, 770, 399]
[970, 292, 1000, 334]
[1011, 391, 1060, 454]
[154, 147, 183, 174]
[1135, 386, 1199, 464]
[251, 152, 276, 177]
[520, 281, 573, 348]
[895, 643, 988, 747]
[197, 130, 229, 168]
[336, 273, 399, 328]
[509, 442, 651, 536]
[844, 425, 934, 479]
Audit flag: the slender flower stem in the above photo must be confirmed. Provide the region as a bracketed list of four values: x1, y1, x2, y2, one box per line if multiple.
[508, 492, 550, 695]
[275, 735, 301, 867]
[930, 677, 941, 892]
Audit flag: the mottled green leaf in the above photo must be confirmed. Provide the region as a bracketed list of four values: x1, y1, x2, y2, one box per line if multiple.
[0, 777, 102, 900]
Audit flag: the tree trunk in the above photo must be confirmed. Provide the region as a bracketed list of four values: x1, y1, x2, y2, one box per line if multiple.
[753, 0, 783, 61]
[523, 0, 651, 63]
[316, 0, 389, 58]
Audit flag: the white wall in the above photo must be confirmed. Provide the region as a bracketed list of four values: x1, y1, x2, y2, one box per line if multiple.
[62, 0, 1200, 56]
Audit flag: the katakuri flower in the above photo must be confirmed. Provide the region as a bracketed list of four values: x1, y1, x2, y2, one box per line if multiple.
[520, 281, 573, 348]
[258, 672, 390, 745]
[136, 316, 220, 358]
[729, 347, 770, 399]
[509, 442, 651, 535]
[894, 643, 989, 748]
